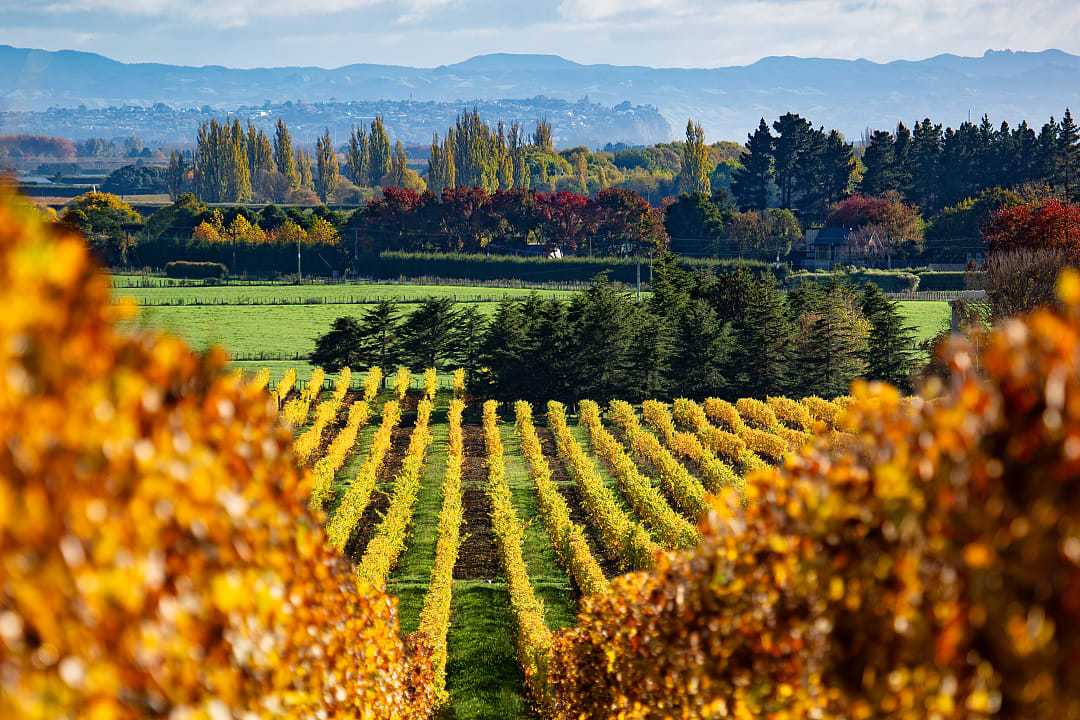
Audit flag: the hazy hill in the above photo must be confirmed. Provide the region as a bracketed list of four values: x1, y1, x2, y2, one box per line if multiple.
[2, 45, 1079, 140]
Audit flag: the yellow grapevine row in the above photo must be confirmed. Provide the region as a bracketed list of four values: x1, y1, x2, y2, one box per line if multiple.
[547, 401, 657, 571]
[607, 400, 709, 519]
[514, 401, 608, 597]
[640, 400, 742, 493]
[578, 400, 699, 550]
[705, 398, 798, 461]
[357, 399, 435, 587]
[273, 366, 297, 407]
[451, 368, 465, 397]
[672, 398, 768, 474]
[802, 395, 843, 429]
[735, 397, 813, 451]
[309, 400, 370, 511]
[248, 366, 271, 392]
[422, 368, 438, 400]
[293, 368, 353, 464]
[394, 367, 410, 400]
[281, 367, 326, 426]
[325, 400, 402, 551]
[362, 366, 383, 402]
[766, 395, 813, 431]
[482, 400, 554, 713]
[417, 398, 466, 704]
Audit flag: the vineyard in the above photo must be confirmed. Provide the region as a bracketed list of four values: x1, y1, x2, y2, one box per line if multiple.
[4, 191, 1080, 720]
[261, 361, 850, 717]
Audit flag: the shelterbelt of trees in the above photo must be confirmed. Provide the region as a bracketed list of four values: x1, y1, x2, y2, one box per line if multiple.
[50, 105, 1080, 273]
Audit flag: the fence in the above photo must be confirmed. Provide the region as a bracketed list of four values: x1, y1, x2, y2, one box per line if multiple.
[885, 290, 988, 302]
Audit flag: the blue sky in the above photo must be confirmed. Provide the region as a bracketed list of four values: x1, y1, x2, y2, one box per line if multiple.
[2, 0, 1079, 68]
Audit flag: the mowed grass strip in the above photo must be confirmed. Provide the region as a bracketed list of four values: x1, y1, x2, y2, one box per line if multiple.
[388, 393, 451, 634]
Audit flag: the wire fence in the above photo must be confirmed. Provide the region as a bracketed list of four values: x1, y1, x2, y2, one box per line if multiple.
[885, 290, 988, 302]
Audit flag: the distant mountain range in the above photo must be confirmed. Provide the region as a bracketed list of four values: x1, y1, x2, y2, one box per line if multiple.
[2, 45, 1080, 141]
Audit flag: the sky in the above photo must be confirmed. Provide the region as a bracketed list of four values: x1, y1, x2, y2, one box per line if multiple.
[1, 0, 1079, 69]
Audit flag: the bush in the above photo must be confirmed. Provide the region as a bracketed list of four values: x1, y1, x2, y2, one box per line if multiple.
[101, 164, 167, 195]
[549, 272, 1080, 718]
[164, 259, 228, 279]
[0, 190, 435, 717]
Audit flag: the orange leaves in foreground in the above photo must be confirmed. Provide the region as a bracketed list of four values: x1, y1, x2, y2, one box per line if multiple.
[0, 191, 434, 718]
[549, 274, 1080, 719]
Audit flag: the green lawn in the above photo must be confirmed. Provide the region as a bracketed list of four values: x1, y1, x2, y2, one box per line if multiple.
[897, 300, 951, 344]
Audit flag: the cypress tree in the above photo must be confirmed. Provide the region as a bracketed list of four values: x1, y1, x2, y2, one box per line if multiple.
[794, 285, 869, 398]
[357, 301, 402, 373]
[820, 129, 855, 207]
[860, 129, 898, 195]
[399, 297, 459, 370]
[450, 305, 487, 392]
[568, 276, 636, 402]
[861, 283, 918, 391]
[479, 299, 531, 401]
[522, 297, 576, 404]
[733, 272, 795, 398]
[625, 308, 675, 402]
[1057, 108, 1080, 201]
[669, 299, 729, 399]
[312, 316, 364, 372]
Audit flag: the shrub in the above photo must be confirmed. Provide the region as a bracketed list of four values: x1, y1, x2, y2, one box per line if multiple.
[0, 190, 435, 717]
[163, 259, 228, 279]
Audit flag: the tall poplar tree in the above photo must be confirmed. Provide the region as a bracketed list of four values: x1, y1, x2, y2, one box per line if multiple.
[680, 119, 712, 195]
[273, 119, 300, 189]
[369, 116, 392, 186]
[315, 129, 340, 202]
[345, 126, 370, 186]
[296, 149, 314, 191]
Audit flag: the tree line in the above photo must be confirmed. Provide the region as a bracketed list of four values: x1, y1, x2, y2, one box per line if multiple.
[313, 259, 918, 403]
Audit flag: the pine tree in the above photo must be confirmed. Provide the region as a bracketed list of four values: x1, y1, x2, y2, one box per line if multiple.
[522, 297, 576, 404]
[273, 119, 300, 189]
[357, 301, 401, 373]
[1057, 109, 1080, 201]
[568, 276, 636, 402]
[680, 119, 712, 195]
[861, 283, 918, 391]
[860, 129, 898, 196]
[346, 126, 370, 186]
[820, 129, 855, 207]
[771, 112, 813, 209]
[908, 119, 943, 211]
[732, 118, 774, 211]
[624, 308, 674, 402]
[315, 129, 340, 202]
[369, 116, 392, 186]
[400, 297, 458, 370]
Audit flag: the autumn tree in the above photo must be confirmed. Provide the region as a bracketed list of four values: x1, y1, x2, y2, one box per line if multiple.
[680, 119, 712, 195]
[315, 129, 340, 202]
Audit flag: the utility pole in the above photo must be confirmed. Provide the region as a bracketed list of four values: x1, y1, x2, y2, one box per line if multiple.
[297, 235, 302, 281]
